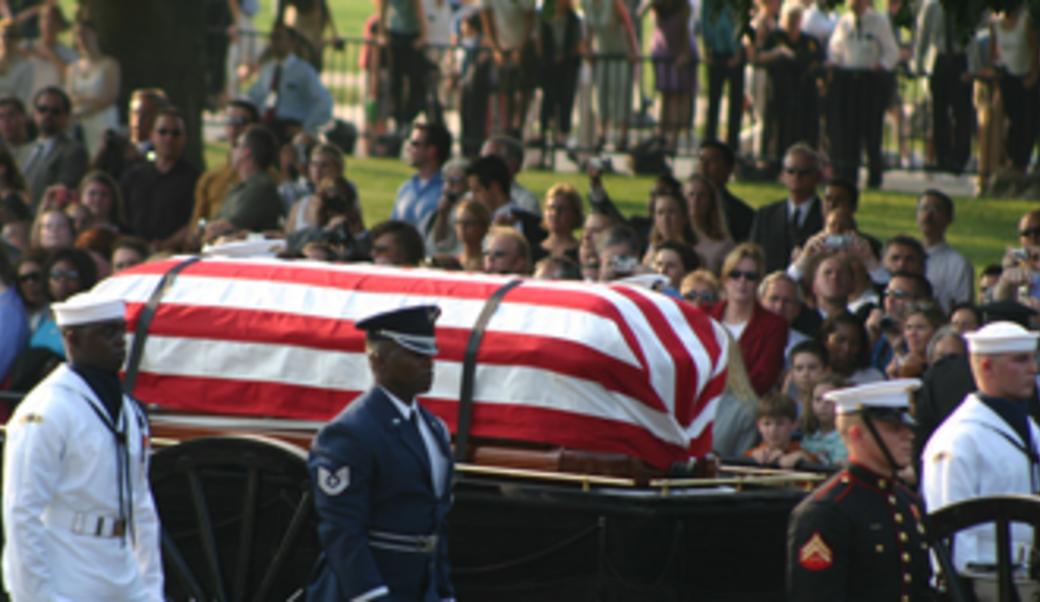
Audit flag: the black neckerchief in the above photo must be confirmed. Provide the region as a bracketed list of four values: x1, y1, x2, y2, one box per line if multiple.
[71, 364, 123, 424]
[977, 394, 1039, 493]
[978, 394, 1033, 451]
[70, 363, 135, 544]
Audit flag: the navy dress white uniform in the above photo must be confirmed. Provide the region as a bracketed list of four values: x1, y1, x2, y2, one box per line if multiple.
[922, 322, 1040, 573]
[2, 294, 163, 601]
[307, 305, 455, 602]
[787, 379, 933, 601]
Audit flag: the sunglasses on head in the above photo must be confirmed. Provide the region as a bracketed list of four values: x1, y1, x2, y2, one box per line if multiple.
[727, 269, 760, 281]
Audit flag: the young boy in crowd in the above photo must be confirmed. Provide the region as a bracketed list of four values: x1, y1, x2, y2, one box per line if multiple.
[783, 340, 830, 410]
[745, 393, 818, 469]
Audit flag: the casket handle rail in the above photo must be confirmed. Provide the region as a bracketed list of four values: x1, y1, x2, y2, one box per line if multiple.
[455, 278, 524, 463]
[123, 256, 201, 395]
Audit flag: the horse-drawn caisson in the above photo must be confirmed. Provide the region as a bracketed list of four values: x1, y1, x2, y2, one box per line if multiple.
[4, 257, 828, 601]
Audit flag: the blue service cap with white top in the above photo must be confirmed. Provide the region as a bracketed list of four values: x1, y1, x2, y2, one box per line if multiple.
[355, 304, 441, 356]
[52, 292, 126, 327]
[965, 321, 1039, 355]
[824, 378, 921, 427]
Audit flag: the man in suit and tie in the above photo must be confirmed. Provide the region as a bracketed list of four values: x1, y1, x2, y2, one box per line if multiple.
[21, 86, 87, 209]
[749, 143, 824, 274]
[697, 139, 754, 242]
[307, 305, 455, 602]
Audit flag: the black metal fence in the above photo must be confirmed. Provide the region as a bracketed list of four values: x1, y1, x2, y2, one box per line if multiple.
[218, 29, 948, 174]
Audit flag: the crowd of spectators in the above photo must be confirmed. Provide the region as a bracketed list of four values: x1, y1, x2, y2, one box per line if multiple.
[0, 1, 1038, 481]
[341, 0, 1039, 195]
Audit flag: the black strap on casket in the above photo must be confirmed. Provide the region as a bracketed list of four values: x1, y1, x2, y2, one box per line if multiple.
[123, 256, 201, 395]
[455, 278, 523, 462]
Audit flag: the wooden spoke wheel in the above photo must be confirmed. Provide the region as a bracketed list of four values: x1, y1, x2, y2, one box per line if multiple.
[926, 495, 1040, 602]
[150, 435, 320, 602]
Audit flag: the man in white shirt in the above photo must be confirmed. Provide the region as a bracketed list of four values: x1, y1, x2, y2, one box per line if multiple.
[826, 0, 898, 188]
[916, 189, 973, 313]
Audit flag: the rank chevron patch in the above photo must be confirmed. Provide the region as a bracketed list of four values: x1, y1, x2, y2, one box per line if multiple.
[799, 532, 833, 571]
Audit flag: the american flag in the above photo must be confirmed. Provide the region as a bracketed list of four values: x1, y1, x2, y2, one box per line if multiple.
[94, 258, 729, 469]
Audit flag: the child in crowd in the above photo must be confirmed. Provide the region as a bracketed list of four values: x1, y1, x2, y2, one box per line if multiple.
[799, 374, 849, 467]
[745, 393, 818, 469]
[783, 340, 829, 411]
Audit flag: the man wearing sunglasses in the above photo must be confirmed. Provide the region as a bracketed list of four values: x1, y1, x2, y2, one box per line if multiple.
[21, 86, 87, 208]
[120, 108, 200, 252]
[749, 143, 824, 273]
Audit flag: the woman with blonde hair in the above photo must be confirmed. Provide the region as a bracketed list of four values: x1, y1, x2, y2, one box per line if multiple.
[77, 169, 124, 232]
[683, 173, 734, 274]
[0, 19, 33, 106]
[453, 199, 490, 272]
[540, 182, 583, 260]
[66, 18, 120, 154]
[709, 242, 788, 396]
[642, 191, 697, 265]
[712, 329, 761, 459]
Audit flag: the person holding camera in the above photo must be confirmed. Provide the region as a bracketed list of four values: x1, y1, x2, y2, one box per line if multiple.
[423, 158, 469, 256]
[785, 207, 879, 317]
[286, 176, 367, 261]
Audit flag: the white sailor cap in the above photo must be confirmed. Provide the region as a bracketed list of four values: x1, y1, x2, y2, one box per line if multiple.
[965, 321, 1040, 355]
[355, 305, 441, 356]
[824, 378, 920, 426]
[52, 292, 126, 327]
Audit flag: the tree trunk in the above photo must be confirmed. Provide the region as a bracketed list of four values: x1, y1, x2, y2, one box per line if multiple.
[82, 0, 208, 168]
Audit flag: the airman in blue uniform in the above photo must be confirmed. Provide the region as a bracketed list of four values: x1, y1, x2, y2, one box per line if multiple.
[307, 305, 455, 602]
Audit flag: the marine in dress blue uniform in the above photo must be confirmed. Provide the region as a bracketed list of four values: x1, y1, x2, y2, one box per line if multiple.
[307, 305, 455, 602]
[787, 379, 934, 601]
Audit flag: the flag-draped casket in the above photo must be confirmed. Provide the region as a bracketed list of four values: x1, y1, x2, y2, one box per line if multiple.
[94, 257, 729, 469]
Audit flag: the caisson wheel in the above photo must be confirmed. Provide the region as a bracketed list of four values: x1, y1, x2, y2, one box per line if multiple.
[150, 435, 320, 602]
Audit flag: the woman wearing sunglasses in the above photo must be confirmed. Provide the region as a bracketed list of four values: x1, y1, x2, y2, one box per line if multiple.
[7, 249, 98, 392]
[709, 243, 788, 396]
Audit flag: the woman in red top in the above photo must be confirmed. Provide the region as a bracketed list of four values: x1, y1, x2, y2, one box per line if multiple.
[710, 243, 788, 396]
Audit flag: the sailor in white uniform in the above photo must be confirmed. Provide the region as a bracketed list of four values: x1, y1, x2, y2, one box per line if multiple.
[2, 292, 163, 601]
[922, 321, 1040, 573]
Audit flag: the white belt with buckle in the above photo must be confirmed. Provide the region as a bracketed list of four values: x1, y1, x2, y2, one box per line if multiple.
[43, 507, 126, 538]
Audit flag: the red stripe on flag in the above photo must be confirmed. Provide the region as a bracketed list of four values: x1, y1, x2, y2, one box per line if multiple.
[423, 398, 691, 469]
[133, 373, 355, 420]
[125, 304, 670, 413]
[612, 287, 697, 421]
[132, 375, 695, 468]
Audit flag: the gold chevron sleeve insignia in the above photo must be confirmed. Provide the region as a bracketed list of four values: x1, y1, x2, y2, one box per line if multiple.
[799, 531, 834, 571]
